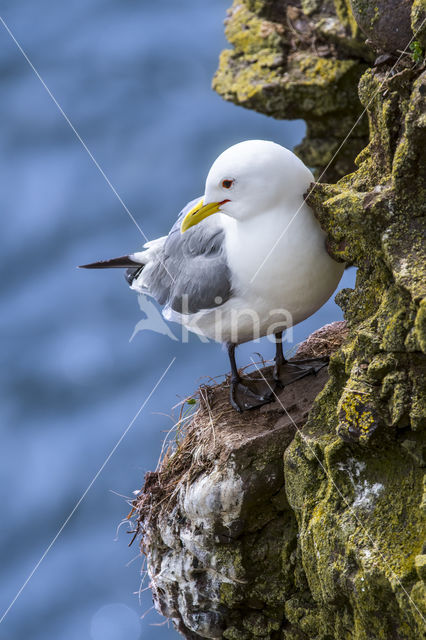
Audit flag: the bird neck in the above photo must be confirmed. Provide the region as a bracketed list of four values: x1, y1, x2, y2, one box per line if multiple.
[219, 200, 306, 239]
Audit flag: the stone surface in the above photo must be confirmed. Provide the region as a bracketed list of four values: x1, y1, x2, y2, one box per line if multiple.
[135, 367, 330, 638]
[213, 0, 373, 181]
[132, 323, 425, 638]
[350, 0, 414, 53]
[129, 2, 426, 637]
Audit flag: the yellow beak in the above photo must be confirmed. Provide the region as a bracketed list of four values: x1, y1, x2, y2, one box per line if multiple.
[180, 198, 223, 233]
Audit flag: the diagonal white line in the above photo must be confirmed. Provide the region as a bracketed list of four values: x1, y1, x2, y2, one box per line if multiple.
[249, 18, 426, 287]
[250, 358, 426, 624]
[0, 15, 147, 241]
[0, 14, 178, 284]
[0, 357, 176, 625]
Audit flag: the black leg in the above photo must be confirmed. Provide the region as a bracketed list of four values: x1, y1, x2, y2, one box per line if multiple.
[227, 343, 240, 383]
[274, 331, 286, 385]
[272, 331, 328, 388]
[275, 331, 285, 364]
[227, 343, 274, 412]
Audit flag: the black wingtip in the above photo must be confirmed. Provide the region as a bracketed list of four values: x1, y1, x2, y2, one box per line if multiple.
[78, 255, 142, 269]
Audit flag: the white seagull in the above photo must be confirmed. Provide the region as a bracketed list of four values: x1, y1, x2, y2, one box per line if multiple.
[80, 140, 344, 411]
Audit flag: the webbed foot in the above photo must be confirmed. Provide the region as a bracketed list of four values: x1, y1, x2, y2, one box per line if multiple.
[273, 357, 329, 387]
[230, 378, 275, 412]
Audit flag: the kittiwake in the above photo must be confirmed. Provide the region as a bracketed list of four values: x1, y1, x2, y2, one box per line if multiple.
[80, 140, 344, 411]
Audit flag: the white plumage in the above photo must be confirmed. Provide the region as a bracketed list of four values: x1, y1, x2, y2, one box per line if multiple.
[81, 140, 344, 411]
[130, 140, 344, 344]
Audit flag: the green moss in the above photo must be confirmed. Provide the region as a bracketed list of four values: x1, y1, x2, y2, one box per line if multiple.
[214, 48, 281, 104]
[155, 2, 426, 638]
[224, 2, 285, 54]
[367, 353, 397, 379]
[281, 53, 425, 634]
[333, 0, 360, 36]
[284, 433, 425, 639]
[223, 626, 250, 640]
[213, 0, 368, 180]
[301, 0, 324, 16]
[337, 391, 378, 442]
[298, 55, 356, 84]
[414, 299, 426, 354]
[411, 0, 426, 49]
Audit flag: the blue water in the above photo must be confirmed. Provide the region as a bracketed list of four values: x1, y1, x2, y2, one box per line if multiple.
[0, 2, 356, 639]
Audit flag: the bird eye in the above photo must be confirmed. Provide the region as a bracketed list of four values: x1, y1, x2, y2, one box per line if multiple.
[221, 179, 233, 189]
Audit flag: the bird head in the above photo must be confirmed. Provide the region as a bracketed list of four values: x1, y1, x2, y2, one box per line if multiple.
[181, 140, 314, 232]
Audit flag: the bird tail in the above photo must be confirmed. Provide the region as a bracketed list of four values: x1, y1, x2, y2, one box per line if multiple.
[79, 254, 146, 285]
[78, 235, 167, 271]
[79, 237, 166, 286]
[78, 255, 143, 269]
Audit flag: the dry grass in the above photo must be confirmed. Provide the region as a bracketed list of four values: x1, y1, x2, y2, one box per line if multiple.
[129, 321, 349, 545]
[130, 367, 276, 541]
[295, 321, 349, 358]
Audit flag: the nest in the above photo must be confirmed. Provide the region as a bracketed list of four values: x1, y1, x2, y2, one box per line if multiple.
[295, 321, 349, 358]
[128, 321, 348, 547]
[129, 366, 280, 546]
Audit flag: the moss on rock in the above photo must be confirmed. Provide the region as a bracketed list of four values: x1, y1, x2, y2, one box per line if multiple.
[131, 2, 426, 638]
[213, 0, 372, 181]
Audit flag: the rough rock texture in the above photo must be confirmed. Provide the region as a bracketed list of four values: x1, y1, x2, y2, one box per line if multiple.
[349, 0, 414, 53]
[213, 0, 374, 181]
[139, 370, 327, 639]
[133, 325, 349, 639]
[130, 2, 426, 638]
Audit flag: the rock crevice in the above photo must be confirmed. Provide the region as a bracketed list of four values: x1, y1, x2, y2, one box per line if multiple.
[130, 1, 425, 637]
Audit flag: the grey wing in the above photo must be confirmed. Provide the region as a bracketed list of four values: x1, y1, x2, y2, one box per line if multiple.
[144, 198, 233, 314]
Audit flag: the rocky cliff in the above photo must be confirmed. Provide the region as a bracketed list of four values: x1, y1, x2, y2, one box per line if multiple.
[129, 1, 426, 638]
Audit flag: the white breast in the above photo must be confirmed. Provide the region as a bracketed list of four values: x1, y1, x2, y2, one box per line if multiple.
[164, 203, 344, 345]
[213, 203, 344, 342]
